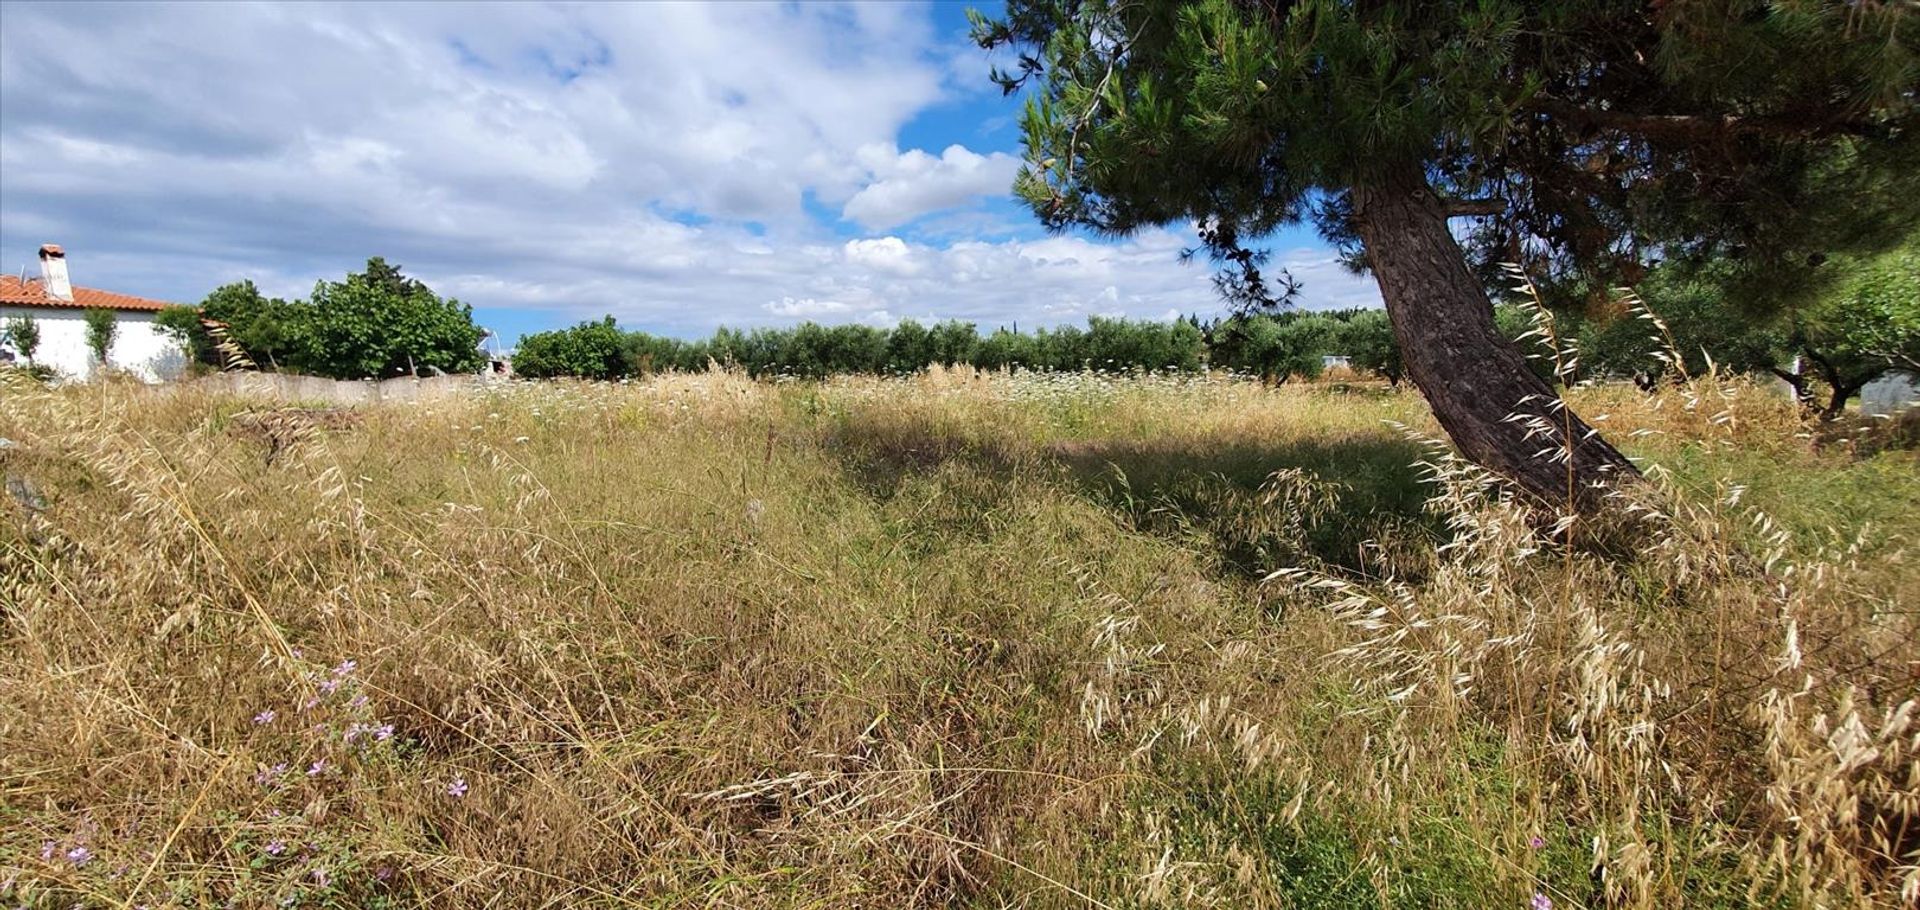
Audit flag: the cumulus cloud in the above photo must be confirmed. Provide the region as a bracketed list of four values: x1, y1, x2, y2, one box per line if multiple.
[764, 297, 852, 318]
[842, 144, 1021, 230]
[0, 2, 1380, 340]
[842, 237, 921, 276]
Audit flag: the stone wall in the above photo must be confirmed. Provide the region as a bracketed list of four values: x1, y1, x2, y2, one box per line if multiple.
[187, 371, 482, 405]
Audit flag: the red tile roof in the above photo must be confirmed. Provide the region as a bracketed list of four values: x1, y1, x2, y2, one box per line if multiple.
[0, 275, 172, 312]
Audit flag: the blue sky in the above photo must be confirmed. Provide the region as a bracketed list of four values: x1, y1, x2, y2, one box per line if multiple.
[0, 1, 1379, 344]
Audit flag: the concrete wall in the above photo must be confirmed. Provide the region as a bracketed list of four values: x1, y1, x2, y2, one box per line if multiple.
[188, 371, 481, 405]
[0, 304, 188, 382]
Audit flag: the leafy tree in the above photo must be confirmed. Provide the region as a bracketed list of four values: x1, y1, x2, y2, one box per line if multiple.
[206, 281, 298, 369]
[154, 305, 212, 365]
[1338, 310, 1401, 386]
[1572, 264, 1786, 388]
[295, 258, 483, 379]
[623, 331, 706, 375]
[971, 326, 1037, 370]
[1209, 313, 1336, 382]
[974, 0, 1918, 511]
[513, 317, 629, 380]
[1835, 243, 1920, 376]
[82, 308, 117, 366]
[928, 320, 981, 367]
[159, 281, 303, 370]
[1778, 243, 1920, 419]
[2, 314, 40, 365]
[886, 319, 936, 374]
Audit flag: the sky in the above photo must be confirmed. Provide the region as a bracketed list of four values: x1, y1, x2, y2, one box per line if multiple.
[0, 1, 1382, 344]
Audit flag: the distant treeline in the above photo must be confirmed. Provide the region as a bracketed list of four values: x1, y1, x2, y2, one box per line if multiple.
[512, 308, 1475, 383]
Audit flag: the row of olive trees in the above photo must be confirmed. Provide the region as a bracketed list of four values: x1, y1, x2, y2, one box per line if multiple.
[513, 316, 1220, 380]
[505, 306, 1605, 385]
[156, 257, 484, 380]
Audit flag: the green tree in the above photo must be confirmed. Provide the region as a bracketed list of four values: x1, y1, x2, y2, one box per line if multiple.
[2, 314, 40, 365]
[1338, 310, 1402, 386]
[206, 281, 298, 369]
[928, 320, 980, 367]
[513, 317, 628, 380]
[154, 306, 212, 365]
[624, 331, 704, 375]
[1779, 243, 1920, 419]
[295, 257, 483, 379]
[1210, 313, 1336, 382]
[1572, 264, 1786, 388]
[974, 0, 1918, 510]
[971, 326, 1037, 370]
[82, 308, 117, 366]
[159, 281, 303, 370]
[887, 319, 936, 373]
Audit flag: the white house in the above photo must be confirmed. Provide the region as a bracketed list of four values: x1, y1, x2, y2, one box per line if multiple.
[1, 244, 188, 382]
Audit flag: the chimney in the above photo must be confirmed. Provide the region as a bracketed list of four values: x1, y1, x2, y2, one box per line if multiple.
[38, 244, 72, 301]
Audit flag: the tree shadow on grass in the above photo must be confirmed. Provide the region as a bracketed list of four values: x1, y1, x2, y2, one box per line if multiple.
[1048, 433, 1438, 579]
[817, 414, 1438, 581]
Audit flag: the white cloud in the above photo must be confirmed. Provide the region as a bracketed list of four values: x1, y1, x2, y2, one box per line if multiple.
[841, 143, 1021, 229]
[764, 297, 851, 318]
[842, 236, 921, 276]
[0, 2, 1380, 339]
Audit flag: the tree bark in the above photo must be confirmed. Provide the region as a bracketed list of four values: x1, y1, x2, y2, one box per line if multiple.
[1352, 163, 1640, 514]
[1820, 387, 1860, 422]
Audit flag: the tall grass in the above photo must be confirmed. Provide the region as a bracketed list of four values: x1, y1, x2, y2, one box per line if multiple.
[1, 368, 1914, 908]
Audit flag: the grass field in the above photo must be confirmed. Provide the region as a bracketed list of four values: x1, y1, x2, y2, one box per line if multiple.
[3, 370, 1916, 909]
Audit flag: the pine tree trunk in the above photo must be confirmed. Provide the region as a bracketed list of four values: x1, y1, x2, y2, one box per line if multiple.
[1352, 165, 1640, 513]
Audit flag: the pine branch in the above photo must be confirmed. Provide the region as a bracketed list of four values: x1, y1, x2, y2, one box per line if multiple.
[1444, 197, 1507, 218]
[1524, 94, 1881, 143]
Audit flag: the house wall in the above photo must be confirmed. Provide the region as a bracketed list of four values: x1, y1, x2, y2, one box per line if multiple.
[0, 305, 189, 382]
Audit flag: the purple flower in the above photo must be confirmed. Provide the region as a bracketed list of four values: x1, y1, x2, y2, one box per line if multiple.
[1531, 893, 1553, 910]
[255, 763, 289, 787]
[375, 723, 395, 741]
[332, 659, 357, 678]
[65, 846, 92, 866]
[310, 867, 330, 887]
[307, 760, 327, 777]
[253, 709, 276, 726]
[318, 677, 342, 695]
[264, 840, 286, 856]
[299, 697, 319, 713]
[40, 840, 56, 861]
[446, 777, 468, 798]
[1529, 835, 1545, 850]
[374, 865, 394, 882]
[348, 694, 369, 709]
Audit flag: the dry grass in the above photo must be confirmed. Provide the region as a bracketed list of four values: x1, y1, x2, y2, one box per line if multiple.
[1, 368, 1915, 908]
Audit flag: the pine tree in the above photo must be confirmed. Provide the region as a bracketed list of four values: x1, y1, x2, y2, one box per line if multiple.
[973, 0, 1918, 512]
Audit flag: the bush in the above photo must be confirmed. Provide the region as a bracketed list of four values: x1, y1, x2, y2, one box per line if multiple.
[513, 317, 628, 380]
[2, 313, 42, 365]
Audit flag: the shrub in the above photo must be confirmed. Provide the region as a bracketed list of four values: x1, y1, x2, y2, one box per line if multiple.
[2, 313, 41, 365]
[82, 308, 118, 367]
